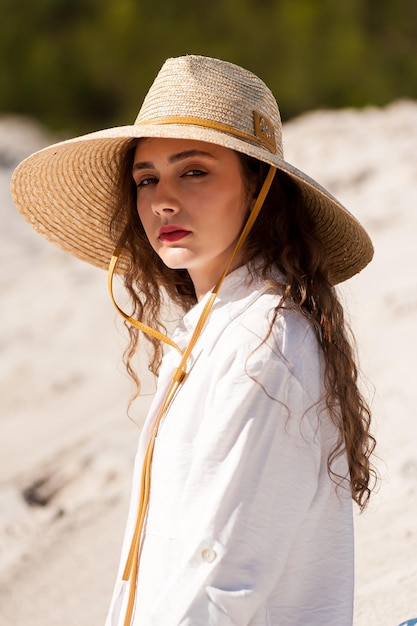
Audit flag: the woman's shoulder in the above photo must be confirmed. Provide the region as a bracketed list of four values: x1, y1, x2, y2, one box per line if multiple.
[185, 264, 323, 380]
[230, 278, 318, 351]
[208, 289, 325, 410]
[212, 274, 321, 369]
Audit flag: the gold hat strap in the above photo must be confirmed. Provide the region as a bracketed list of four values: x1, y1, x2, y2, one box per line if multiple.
[109, 165, 276, 626]
[108, 252, 183, 355]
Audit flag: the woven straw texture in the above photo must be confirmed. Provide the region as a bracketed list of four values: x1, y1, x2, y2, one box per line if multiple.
[11, 55, 373, 283]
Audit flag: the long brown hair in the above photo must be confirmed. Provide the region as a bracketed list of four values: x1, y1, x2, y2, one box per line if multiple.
[111, 139, 376, 511]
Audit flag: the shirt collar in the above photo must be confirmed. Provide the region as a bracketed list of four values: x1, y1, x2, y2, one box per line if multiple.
[171, 263, 283, 350]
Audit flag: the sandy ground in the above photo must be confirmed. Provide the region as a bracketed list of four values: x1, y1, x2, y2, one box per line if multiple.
[0, 103, 416, 625]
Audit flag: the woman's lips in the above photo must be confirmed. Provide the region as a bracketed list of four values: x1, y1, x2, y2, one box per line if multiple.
[159, 226, 191, 242]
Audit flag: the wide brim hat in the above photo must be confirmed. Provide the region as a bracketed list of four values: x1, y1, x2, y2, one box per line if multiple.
[11, 54, 373, 284]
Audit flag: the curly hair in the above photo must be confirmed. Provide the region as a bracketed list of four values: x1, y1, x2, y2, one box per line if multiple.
[110, 139, 376, 511]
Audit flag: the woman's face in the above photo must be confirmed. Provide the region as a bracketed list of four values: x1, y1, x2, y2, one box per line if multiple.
[132, 138, 252, 299]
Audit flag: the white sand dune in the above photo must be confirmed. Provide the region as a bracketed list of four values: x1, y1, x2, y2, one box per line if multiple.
[0, 103, 416, 625]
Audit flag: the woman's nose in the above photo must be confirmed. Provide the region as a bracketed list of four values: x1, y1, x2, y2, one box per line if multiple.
[151, 180, 180, 216]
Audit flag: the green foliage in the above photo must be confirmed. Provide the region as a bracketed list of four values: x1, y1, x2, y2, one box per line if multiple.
[0, 0, 416, 134]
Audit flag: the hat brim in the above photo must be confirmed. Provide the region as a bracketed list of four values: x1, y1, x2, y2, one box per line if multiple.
[10, 123, 373, 284]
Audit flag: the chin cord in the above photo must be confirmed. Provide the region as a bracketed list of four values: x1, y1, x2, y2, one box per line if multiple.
[107, 165, 276, 626]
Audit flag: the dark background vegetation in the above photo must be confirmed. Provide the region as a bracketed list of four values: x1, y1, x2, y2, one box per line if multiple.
[1, 0, 416, 135]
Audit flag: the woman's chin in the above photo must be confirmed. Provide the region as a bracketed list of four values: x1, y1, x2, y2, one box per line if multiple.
[158, 251, 193, 272]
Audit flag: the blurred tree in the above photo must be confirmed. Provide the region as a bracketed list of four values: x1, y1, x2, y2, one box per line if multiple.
[0, 0, 416, 134]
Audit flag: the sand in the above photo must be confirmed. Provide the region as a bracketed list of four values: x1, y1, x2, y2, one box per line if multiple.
[0, 103, 416, 625]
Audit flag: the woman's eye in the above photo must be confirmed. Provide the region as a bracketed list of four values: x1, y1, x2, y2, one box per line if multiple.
[183, 169, 207, 178]
[136, 176, 157, 188]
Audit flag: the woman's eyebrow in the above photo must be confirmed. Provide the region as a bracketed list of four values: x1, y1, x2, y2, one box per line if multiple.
[132, 149, 217, 173]
[132, 160, 153, 172]
[168, 149, 218, 163]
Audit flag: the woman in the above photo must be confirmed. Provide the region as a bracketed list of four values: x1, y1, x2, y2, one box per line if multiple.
[11, 55, 376, 626]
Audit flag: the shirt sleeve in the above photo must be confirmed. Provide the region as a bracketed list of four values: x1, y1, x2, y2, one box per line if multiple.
[146, 332, 326, 626]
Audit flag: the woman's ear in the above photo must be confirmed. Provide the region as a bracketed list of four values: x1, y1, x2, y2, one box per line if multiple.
[247, 177, 259, 212]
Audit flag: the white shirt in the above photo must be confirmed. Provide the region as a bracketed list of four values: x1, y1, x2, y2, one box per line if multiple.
[106, 265, 354, 626]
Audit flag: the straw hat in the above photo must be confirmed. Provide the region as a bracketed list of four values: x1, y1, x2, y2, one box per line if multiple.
[11, 54, 373, 284]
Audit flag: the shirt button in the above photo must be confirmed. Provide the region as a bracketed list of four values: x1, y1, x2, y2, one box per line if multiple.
[201, 547, 217, 563]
